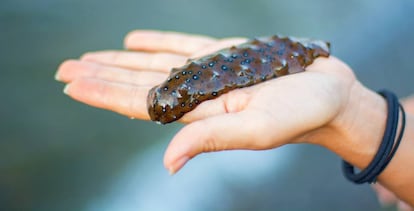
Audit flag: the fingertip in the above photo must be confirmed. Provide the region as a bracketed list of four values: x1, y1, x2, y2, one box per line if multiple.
[124, 29, 164, 50]
[56, 59, 79, 82]
[80, 52, 95, 61]
[80, 51, 113, 63]
[165, 156, 190, 175]
[163, 122, 208, 174]
[168, 121, 207, 150]
[55, 61, 65, 81]
[59, 59, 78, 69]
[163, 111, 269, 175]
[54, 71, 61, 81]
[123, 30, 135, 49]
[63, 84, 70, 95]
[163, 113, 248, 173]
[124, 30, 149, 49]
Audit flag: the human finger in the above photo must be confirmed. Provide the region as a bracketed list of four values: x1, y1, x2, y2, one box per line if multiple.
[189, 37, 247, 58]
[64, 78, 151, 120]
[124, 30, 217, 56]
[56, 60, 167, 86]
[81, 51, 187, 72]
[163, 110, 288, 174]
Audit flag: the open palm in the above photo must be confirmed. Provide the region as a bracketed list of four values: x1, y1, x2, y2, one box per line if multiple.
[56, 30, 356, 173]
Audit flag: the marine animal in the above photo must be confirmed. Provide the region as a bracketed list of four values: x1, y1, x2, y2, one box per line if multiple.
[147, 35, 330, 124]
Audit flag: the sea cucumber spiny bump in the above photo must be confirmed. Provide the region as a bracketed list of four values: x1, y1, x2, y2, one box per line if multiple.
[147, 35, 330, 124]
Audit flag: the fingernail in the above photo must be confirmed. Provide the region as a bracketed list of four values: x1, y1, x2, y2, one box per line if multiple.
[168, 156, 189, 175]
[63, 84, 70, 95]
[168, 167, 176, 176]
[54, 72, 61, 81]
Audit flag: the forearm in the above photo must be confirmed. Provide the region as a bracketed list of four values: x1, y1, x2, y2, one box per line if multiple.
[379, 115, 414, 205]
[401, 95, 414, 114]
[318, 82, 414, 205]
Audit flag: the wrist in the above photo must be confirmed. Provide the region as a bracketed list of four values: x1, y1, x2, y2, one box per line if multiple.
[317, 81, 388, 170]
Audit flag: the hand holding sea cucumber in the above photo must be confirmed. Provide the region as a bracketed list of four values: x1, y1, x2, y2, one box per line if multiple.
[55, 30, 355, 173]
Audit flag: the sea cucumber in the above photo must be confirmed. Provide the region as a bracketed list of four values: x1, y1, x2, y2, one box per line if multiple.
[147, 35, 330, 124]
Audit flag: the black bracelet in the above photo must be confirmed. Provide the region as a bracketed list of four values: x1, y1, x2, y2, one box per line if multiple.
[342, 90, 406, 184]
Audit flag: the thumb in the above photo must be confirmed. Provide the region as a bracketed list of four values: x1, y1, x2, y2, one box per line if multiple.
[163, 110, 276, 174]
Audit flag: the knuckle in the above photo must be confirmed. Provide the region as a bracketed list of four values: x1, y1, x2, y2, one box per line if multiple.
[202, 134, 220, 153]
[224, 89, 250, 113]
[195, 122, 222, 153]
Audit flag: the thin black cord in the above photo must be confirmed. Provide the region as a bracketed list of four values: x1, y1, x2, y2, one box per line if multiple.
[342, 90, 398, 183]
[376, 103, 406, 177]
[342, 90, 405, 184]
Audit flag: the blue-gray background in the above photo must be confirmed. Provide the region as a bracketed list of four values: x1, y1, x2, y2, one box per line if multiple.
[1, 0, 413, 210]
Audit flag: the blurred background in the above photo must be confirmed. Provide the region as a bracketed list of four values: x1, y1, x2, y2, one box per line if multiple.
[1, 0, 414, 210]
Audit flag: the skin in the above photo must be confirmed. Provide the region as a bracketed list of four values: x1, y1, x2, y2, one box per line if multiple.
[55, 30, 414, 208]
[373, 96, 414, 210]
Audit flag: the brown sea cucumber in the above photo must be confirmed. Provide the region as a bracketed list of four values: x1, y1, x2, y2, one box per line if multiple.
[147, 35, 330, 124]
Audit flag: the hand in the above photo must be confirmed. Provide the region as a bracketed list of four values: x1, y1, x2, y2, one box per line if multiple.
[55, 30, 357, 174]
